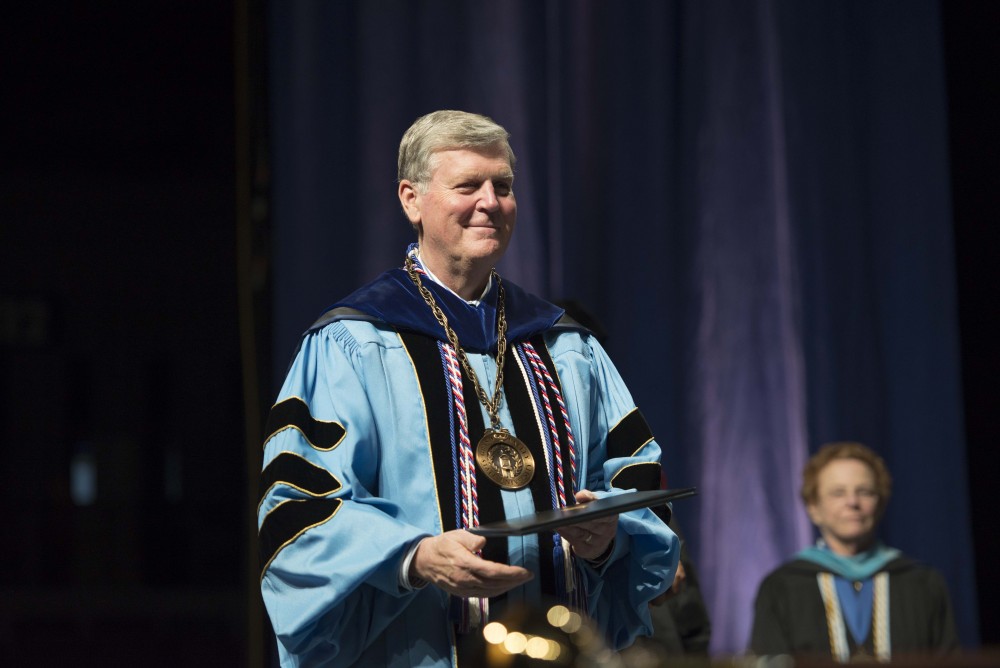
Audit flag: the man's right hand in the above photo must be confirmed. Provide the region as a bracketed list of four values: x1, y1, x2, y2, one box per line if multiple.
[410, 529, 533, 598]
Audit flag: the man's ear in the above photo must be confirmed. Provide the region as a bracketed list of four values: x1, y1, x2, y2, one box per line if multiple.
[398, 180, 422, 224]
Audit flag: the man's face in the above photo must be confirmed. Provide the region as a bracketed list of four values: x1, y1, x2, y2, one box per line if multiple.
[399, 147, 516, 280]
[806, 458, 880, 554]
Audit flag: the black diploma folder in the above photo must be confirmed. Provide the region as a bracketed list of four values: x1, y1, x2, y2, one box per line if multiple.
[467, 487, 697, 537]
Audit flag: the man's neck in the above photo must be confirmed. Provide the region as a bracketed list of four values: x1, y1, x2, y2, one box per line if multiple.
[418, 251, 492, 302]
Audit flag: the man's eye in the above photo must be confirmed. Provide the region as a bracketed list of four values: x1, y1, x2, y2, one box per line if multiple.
[494, 183, 511, 196]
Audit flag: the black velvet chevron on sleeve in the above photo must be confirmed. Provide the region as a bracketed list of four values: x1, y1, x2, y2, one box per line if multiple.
[607, 409, 661, 491]
[609, 461, 662, 492]
[258, 452, 344, 577]
[258, 498, 342, 578]
[607, 408, 654, 459]
[258, 452, 342, 504]
[263, 396, 346, 451]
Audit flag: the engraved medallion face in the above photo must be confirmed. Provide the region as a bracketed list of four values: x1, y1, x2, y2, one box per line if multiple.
[475, 429, 535, 490]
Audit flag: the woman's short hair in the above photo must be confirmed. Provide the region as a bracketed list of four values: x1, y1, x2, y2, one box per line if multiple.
[800, 441, 893, 516]
[398, 110, 516, 189]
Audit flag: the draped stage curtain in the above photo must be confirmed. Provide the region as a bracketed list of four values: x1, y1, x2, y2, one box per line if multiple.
[267, 0, 977, 653]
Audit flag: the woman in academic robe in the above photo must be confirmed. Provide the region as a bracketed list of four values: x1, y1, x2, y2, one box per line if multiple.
[750, 441, 959, 662]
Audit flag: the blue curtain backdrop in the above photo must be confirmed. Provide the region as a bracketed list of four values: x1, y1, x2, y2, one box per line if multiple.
[267, 0, 977, 653]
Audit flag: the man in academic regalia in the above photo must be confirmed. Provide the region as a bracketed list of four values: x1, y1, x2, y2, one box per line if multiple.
[257, 110, 680, 667]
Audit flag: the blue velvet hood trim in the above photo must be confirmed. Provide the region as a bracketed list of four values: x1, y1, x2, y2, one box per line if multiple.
[795, 541, 901, 581]
[328, 267, 564, 354]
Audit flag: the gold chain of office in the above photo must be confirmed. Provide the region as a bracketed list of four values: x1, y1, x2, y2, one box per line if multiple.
[404, 253, 508, 429]
[404, 252, 535, 491]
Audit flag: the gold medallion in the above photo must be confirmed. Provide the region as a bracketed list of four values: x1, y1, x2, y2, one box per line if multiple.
[475, 428, 535, 490]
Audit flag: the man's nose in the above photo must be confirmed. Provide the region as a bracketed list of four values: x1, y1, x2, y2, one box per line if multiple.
[477, 182, 500, 211]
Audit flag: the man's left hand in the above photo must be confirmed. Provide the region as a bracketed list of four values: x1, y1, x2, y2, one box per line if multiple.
[556, 489, 618, 561]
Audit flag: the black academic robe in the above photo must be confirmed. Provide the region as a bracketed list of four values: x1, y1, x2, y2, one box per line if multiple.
[750, 555, 959, 660]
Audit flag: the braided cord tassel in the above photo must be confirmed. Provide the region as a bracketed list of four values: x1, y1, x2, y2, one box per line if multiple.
[522, 342, 568, 505]
[437, 343, 462, 528]
[873, 572, 890, 662]
[523, 342, 577, 493]
[443, 344, 478, 528]
[817, 573, 850, 662]
[441, 342, 487, 631]
[522, 341, 586, 600]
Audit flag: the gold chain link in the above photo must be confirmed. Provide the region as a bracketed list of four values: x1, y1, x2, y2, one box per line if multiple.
[405, 253, 507, 429]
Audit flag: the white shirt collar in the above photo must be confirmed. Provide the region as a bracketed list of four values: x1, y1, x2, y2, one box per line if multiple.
[416, 249, 492, 306]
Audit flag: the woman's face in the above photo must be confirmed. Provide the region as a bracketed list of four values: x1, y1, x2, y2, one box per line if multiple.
[806, 458, 880, 555]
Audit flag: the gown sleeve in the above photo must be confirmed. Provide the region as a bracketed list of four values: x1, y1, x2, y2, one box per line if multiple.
[749, 570, 793, 655]
[924, 568, 960, 652]
[257, 324, 432, 665]
[553, 333, 682, 650]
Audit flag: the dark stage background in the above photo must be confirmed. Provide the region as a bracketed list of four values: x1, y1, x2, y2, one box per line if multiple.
[1, 1, 997, 665]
